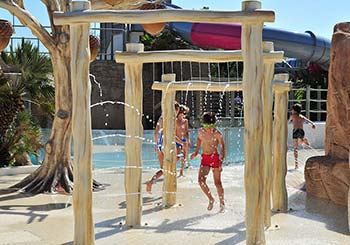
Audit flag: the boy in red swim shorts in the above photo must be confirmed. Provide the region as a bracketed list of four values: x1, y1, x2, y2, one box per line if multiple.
[190, 112, 225, 212]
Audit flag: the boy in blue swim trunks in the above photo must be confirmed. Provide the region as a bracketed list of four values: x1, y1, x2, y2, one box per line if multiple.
[176, 105, 190, 176]
[146, 102, 180, 193]
[289, 103, 316, 169]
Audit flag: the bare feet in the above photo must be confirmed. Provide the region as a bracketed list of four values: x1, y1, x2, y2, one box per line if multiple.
[207, 199, 215, 211]
[146, 181, 153, 194]
[219, 204, 225, 213]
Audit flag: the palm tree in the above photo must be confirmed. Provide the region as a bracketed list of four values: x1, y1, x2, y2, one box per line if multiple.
[1, 39, 54, 116]
[0, 40, 54, 167]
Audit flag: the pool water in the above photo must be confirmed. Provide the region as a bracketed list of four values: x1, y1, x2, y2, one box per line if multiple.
[91, 128, 244, 169]
[34, 128, 244, 169]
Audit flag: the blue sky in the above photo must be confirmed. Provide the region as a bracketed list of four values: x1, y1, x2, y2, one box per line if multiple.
[0, 0, 349, 40]
[172, 0, 350, 40]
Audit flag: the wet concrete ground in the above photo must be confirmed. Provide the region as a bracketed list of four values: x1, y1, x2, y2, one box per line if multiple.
[0, 149, 348, 244]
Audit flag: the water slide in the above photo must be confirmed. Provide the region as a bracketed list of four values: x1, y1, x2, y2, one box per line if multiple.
[165, 3, 331, 70]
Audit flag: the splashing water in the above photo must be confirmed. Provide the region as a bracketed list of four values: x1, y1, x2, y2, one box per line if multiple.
[204, 83, 211, 111]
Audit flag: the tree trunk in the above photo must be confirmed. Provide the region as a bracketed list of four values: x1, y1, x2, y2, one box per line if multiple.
[10, 50, 103, 194]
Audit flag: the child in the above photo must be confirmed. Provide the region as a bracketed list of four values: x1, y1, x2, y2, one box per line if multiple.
[146, 102, 180, 193]
[289, 103, 316, 169]
[176, 105, 190, 176]
[190, 112, 225, 212]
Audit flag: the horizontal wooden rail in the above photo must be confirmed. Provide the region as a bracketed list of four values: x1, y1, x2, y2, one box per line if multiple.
[152, 81, 242, 92]
[53, 9, 275, 26]
[114, 50, 284, 63]
[152, 80, 291, 92]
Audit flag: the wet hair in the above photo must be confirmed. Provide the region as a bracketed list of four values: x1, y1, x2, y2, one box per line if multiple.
[292, 103, 302, 114]
[202, 112, 217, 125]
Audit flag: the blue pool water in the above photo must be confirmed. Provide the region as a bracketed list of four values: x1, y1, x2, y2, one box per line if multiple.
[36, 128, 244, 169]
[91, 128, 244, 169]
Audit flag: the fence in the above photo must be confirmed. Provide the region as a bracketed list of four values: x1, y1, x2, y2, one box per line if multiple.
[288, 85, 327, 121]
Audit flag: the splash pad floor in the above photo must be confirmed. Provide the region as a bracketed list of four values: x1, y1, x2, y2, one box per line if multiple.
[0, 149, 348, 244]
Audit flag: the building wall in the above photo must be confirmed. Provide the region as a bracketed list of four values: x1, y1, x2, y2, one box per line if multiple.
[90, 60, 208, 129]
[287, 122, 325, 149]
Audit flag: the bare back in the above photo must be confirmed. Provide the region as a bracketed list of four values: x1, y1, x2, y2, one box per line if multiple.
[289, 113, 306, 129]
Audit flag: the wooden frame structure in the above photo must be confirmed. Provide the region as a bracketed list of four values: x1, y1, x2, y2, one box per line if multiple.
[53, 1, 291, 244]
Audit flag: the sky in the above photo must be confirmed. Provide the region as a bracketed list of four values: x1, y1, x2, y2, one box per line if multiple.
[0, 0, 350, 40]
[172, 0, 350, 40]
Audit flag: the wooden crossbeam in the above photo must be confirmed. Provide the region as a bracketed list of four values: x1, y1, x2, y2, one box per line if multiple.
[114, 50, 284, 64]
[152, 79, 291, 92]
[53, 9, 274, 26]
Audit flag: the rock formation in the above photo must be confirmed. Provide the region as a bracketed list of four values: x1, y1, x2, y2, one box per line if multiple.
[305, 22, 350, 207]
[305, 156, 349, 206]
[325, 22, 350, 159]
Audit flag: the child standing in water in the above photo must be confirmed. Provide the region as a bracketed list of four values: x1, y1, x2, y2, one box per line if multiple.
[289, 103, 316, 169]
[176, 105, 190, 176]
[190, 112, 225, 212]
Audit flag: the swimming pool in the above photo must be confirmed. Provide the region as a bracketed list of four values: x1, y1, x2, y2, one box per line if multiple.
[35, 123, 325, 169]
[91, 128, 244, 169]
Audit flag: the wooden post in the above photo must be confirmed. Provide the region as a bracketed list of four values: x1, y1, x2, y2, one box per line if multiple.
[70, 1, 94, 244]
[124, 43, 144, 226]
[272, 73, 290, 212]
[241, 1, 266, 244]
[262, 42, 275, 228]
[161, 74, 178, 206]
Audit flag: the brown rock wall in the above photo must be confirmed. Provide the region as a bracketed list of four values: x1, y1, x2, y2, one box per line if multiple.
[325, 22, 350, 159]
[305, 156, 349, 206]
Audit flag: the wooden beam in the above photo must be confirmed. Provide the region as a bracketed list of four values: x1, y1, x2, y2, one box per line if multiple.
[151, 80, 290, 92]
[161, 74, 178, 207]
[272, 73, 290, 212]
[53, 9, 275, 26]
[114, 50, 284, 64]
[124, 43, 144, 227]
[241, 1, 266, 244]
[90, 0, 163, 10]
[152, 81, 243, 92]
[70, 1, 94, 244]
